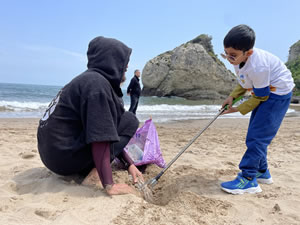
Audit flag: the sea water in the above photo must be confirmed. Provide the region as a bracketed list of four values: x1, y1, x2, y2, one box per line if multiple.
[0, 82, 297, 122]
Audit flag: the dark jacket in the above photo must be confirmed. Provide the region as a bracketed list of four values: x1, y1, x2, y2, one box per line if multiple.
[127, 76, 141, 97]
[37, 36, 137, 175]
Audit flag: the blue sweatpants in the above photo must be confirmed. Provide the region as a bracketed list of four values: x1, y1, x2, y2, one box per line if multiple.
[240, 92, 292, 178]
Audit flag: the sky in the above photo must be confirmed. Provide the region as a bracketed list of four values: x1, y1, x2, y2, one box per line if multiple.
[0, 0, 300, 87]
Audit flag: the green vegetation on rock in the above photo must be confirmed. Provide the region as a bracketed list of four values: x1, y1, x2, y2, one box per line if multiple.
[189, 34, 214, 54]
[188, 34, 230, 72]
[286, 56, 300, 95]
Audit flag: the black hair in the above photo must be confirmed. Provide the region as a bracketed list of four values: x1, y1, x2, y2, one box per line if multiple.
[223, 24, 255, 51]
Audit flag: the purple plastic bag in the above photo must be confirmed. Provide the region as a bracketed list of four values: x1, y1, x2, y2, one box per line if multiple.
[124, 119, 166, 168]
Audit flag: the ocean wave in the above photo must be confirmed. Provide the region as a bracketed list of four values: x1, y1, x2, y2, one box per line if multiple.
[0, 101, 296, 122]
[125, 104, 296, 123]
[123, 104, 246, 122]
[0, 100, 48, 112]
[125, 104, 220, 112]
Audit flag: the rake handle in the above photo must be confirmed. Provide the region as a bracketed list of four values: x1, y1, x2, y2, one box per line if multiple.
[148, 95, 243, 186]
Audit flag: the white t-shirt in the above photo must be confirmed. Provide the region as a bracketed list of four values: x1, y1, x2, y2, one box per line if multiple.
[234, 48, 295, 95]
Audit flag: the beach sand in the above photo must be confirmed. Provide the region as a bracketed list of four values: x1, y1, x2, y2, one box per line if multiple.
[0, 117, 299, 225]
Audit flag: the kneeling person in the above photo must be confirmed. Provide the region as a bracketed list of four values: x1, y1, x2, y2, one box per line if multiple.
[37, 36, 143, 195]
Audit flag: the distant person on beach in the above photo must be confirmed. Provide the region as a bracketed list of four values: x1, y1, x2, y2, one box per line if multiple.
[127, 69, 141, 114]
[37, 36, 144, 195]
[220, 24, 295, 194]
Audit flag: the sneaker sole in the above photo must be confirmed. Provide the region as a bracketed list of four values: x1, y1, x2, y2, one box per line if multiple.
[221, 186, 262, 195]
[257, 178, 273, 184]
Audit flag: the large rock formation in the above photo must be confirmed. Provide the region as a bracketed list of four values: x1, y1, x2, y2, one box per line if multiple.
[141, 35, 237, 100]
[286, 39, 300, 100]
[288, 40, 300, 62]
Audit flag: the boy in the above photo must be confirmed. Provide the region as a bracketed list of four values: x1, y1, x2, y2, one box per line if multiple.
[220, 24, 295, 194]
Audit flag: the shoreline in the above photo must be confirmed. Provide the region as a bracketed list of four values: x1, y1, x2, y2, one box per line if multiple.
[1, 102, 299, 123]
[1, 102, 300, 122]
[290, 103, 300, 110]
[1, 101, 300, 122]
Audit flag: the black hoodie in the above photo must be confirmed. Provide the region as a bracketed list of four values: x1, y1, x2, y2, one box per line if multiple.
[37, 37, 133, 175]
[87, 36, 131, 97]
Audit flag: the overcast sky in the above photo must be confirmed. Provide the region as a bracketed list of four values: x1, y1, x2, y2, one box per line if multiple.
[0, 0, 300, 87]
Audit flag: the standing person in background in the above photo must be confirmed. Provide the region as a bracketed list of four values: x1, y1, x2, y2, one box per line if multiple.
[127, 69, 141, 114]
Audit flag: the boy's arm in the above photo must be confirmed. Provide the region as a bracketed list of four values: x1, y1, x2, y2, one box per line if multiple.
[229, 84, 247, 99]
[237, 95, 269, 115]
[237, 85, 270, 115]
[229, 84, 269, 115]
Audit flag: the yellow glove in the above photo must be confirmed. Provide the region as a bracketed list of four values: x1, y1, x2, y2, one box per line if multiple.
[230, 84, 247, 99]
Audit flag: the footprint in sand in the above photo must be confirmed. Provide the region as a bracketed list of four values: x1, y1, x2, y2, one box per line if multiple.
[34, 208, 62, 220]
[35, 209, 53, 219]
[63, 196, 68, 202]
[271, 203, 281, 214]
[19, 152, 35, 159]
[2, 181, 18, 192]
[0, 205, 9, 212]
[9, 196, 23, 202]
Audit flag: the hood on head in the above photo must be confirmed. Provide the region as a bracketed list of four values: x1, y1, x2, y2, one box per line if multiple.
[87, 36, 132, 97]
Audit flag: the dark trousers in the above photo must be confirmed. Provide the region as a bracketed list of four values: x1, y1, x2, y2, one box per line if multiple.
[239, 92, 292, 178]
[129, 95, 140, 114]
[39, 111, 139, 176]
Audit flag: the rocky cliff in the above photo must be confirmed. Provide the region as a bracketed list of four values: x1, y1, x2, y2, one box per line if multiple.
[286, 39, 300, 99]
[288, 40, 300, 62]
[141, 35, 237, 100]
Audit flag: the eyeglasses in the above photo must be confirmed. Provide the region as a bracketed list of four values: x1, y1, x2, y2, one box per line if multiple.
[220, 52, 245, 62]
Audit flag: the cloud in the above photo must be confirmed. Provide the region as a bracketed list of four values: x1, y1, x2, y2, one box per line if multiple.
[0, 42, 87, 85]
[22, 44, 86, 62]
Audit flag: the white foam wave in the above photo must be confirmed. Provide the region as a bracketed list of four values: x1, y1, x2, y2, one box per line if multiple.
[0, 100, 48, 111]
[124, 104, 296, 123]
[124, 104, 246, 122]
[125, 104, 220, 112]
[0, 101, 296, 122]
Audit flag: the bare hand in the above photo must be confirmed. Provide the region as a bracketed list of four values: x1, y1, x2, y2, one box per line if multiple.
[128, 164, 144, 183]
[106, 183, 136, 195]
[222, 96, 234, 109]
[222, 106, 238, 115]
[127, 93, 130, 96]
